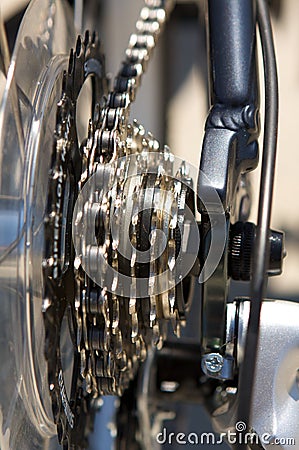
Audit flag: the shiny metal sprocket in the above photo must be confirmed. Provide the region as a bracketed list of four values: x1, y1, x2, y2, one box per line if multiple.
[42, 30, 108, 448]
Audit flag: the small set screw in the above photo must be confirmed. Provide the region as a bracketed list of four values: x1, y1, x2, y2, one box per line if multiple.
[202, 353, 224, 375]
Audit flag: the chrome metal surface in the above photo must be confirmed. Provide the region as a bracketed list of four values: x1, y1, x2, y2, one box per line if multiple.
[213, 299, 299, 450]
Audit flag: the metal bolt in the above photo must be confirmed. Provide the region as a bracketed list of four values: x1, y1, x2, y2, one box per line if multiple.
[202, 353, 224, 375]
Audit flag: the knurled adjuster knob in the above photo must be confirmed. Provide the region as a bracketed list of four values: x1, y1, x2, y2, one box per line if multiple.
[228, 221, 285, 281]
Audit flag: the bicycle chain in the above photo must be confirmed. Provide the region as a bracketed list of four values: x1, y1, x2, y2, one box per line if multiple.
[43, 0, 194, 447]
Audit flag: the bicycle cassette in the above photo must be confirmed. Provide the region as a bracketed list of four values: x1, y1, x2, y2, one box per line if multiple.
[42, 0, 199, 447]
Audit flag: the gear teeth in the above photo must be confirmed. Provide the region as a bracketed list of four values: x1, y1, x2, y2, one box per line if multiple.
[43, 29, 108, 449]
[91, 30, 97, 45]
[75, 34, 83, 57]
[83, 29, 90, 47]
[67, 48, 75, 75]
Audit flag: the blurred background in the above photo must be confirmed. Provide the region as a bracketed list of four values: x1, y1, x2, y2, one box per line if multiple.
[0, 0, 298, 449]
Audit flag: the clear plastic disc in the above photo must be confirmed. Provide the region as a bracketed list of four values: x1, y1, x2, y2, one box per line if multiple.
[0, 0, 75, 448]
